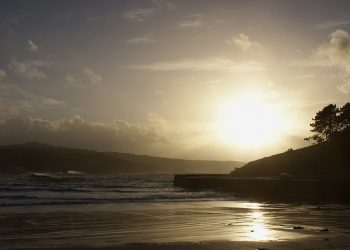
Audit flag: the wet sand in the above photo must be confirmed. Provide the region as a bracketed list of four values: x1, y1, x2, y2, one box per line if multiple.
[1, 201, 350, 249]
[22, 239, 350, 250]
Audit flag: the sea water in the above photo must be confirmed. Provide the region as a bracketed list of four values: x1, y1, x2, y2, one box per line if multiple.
[0, 173, 231, 206]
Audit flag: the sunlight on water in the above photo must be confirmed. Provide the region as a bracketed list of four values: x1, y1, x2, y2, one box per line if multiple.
[226, 202, 272, 241]
[244, 202, 260, 209]
[249, 211, 270, 241]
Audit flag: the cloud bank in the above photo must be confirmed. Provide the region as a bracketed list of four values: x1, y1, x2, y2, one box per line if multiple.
[0, 114, 195, 156]
[0, 113, 306, 161]
[128, 57, 266, 72]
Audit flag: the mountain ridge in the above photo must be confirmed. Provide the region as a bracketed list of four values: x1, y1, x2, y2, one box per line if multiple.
[0, 142, 244, 175]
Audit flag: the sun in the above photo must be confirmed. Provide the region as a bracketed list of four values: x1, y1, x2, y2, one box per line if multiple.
[216, 95, 284, 148]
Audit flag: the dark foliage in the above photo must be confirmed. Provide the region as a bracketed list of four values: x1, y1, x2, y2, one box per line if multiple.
[305, 102, 350, 143]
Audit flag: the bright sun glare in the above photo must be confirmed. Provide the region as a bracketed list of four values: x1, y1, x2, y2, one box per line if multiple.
[217, 94, 284, 148]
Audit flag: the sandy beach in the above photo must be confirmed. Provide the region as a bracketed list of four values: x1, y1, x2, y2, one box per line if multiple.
[1, 201, 350, 249]
[18, 239, 350, 250]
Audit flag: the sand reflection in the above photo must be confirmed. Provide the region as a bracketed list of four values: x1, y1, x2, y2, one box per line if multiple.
[249, 211, 269, 240]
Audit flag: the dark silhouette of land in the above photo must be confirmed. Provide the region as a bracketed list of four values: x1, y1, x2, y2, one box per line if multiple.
[232, 127, 350, 179]
[0, 142, 244, 175]
[175, 110, 350, 202]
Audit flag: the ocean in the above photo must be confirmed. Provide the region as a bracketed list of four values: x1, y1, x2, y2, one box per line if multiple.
[0, 173, 230, 206]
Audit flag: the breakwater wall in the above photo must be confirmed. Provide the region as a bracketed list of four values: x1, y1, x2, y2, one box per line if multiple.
[174, 174, 350, 202]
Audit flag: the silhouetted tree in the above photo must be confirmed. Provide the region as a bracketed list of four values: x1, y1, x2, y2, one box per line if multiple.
[305, 102, 350, 143]
[305, 104, 339, 143]
[339, 102, 350, 130]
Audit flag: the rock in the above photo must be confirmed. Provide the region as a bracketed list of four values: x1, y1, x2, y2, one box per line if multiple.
[293, 226, 304, 229]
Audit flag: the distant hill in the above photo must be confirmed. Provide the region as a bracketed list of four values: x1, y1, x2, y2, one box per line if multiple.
[106, 151, 243, 174]
[0, 142, 244, 175]
[232, 128, 350, 179]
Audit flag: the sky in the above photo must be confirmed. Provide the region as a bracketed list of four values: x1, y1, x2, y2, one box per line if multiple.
[1, 0, 350, 161]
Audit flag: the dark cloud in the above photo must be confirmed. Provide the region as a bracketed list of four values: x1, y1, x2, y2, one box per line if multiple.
[0, 116, 166, 153]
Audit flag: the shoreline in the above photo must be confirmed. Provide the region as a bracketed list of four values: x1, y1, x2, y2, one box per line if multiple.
[21, 237, 350, 250]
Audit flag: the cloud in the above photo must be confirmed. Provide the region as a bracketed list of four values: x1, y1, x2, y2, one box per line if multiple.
[8, 57, 47, 80]
[0, 12, 23, 31]
[176, 14, 203, 28]
[123, 8, 156, 22]
[0, 112, 223, 159]
[0, 69, 6, 80]
[126, 34, 157, 44]
[290, 29, 350, 95]
[315, 20, 350, 30]
[0, 116, 125, 151]
[0, 83, 66, 117]
[199, 79, 222, 85]
[64, 69, 102, 88]
[312, 29, 350, 95]
[87, 15, 112, 23]
[123, 0, 174, 22]
[65, 74, 78, 85]
[29, 59, 54, 67]
[316, 29, 350, 71]
[151, 0, 174, 9]
[334, 72, 350, 95]
[294, 74, 315, 79]
[128, 57, 266, 72]
[338, 82, 350, 94]
[227, 33, 261, 52]
[0, 112, 307, 161]
[27, 40, 38, 51]
[0, 115, 174, 154]
[83, 68, 102, 85]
